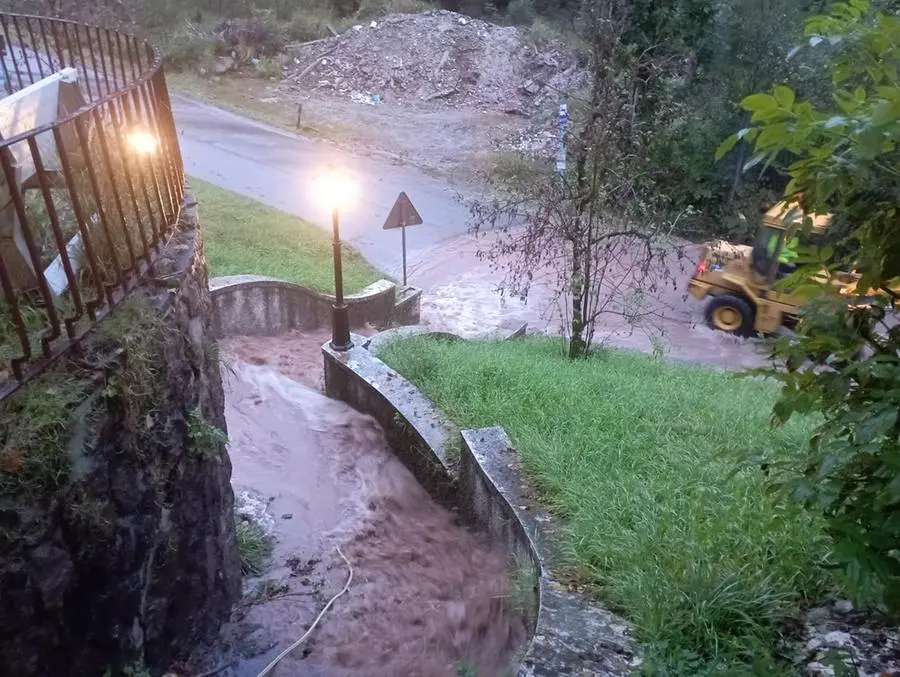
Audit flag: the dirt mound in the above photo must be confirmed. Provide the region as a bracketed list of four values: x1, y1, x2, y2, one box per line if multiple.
[282, 10, 587, 111]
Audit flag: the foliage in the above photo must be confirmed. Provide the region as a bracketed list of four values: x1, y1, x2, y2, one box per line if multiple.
[380, 336, 834, 674]
[191, 178, 383, 293]
[0, 372, 90, 497]
[725, 0, 900, 612]
[161, 30, 216, 72]
[236, 519, 274, 576]
[186, 407, 228, 459]
[470, 0, 685, 358]
[506, 0, 537, 26]
[632, 0, 824, 241]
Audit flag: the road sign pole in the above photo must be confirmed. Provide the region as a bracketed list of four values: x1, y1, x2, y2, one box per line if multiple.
[401, 224, 407, 287]
[382, 192, 423, 285]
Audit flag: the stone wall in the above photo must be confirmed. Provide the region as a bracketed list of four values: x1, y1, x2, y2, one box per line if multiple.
[322, 332, 639, 676]
[209, 275, 421, 338]
[0, 199, 241, 676]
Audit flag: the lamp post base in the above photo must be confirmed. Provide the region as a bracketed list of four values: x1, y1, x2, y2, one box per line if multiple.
[330, 303, 353, 351]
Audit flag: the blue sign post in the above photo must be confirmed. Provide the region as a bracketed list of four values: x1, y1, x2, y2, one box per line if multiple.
[556, 102, 568, 175]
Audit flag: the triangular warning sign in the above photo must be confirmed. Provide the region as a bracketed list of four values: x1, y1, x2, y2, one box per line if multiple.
[382, 192, 423, 230]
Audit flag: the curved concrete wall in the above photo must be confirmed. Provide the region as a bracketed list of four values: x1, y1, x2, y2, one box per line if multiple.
[322, 331, 638, 676]
[209, 275, 421, 338]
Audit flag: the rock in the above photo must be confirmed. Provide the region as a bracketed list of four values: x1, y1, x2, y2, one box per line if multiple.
[26, 541, 73, 608]
[213, 56, 235, 75]
[521, 79, 541, 96]
[236, 490, 276, 537]
[822, 630, 853, 648]
[806, 606, 831, 627]
[834, 599, 854, 614]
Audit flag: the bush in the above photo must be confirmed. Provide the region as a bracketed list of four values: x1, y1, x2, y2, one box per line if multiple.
[235, 519, 273, 576]
[216, 10, 286, 58]
[355, 0, 432, 19]
[161, 31, 216, 72]
[254, 55, 284, 79]
[506, 0, 536, 26]
[287, 10, 334, 42]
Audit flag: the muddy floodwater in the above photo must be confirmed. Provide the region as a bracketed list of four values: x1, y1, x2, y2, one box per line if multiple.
[200, 333, 526, 677]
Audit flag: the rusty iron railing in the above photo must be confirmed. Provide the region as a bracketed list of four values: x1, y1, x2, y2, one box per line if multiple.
[0, 14, 185, 400]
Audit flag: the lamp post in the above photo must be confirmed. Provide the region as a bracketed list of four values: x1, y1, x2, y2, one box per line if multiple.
[321, 168, 354, 351]
[330, 203, 352, 351]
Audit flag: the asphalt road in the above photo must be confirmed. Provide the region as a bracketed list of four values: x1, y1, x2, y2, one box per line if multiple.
[172, 95, 473, 275]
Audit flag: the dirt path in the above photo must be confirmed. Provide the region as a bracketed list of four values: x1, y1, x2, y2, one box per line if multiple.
[193, 332, 525, 676]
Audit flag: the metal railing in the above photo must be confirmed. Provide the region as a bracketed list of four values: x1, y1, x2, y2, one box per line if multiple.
[0, 14, 185, 400]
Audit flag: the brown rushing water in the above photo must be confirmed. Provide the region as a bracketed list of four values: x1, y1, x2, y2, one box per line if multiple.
[202, 333, 525, 677]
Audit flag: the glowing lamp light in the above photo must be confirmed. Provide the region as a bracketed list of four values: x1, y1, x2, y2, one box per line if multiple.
[316, 167, 357, 212]
[127, 128, 158, 154]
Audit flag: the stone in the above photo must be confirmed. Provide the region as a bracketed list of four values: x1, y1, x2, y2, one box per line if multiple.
[26, 540, 73, 608]
[822, 630, 853, 648]
[213, 56, 236, 75]
[806, 606, 831, 626]
[521, 79, 541, 96]
[834, 599, 854, 614]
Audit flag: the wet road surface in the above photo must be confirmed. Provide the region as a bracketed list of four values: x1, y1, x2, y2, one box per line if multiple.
[173, 95, 473, 275]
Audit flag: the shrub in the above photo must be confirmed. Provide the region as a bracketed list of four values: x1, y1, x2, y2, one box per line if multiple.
[506, 0, 536, 26]
[254, 55, 284, 79]
[216, 10, 286, 59]
[236, 519, 273, 576]
[287, 10, 333, 42]
[161, 31, 216, 72]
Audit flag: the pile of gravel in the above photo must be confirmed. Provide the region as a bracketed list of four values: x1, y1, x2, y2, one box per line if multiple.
[281, 10, 587, 111]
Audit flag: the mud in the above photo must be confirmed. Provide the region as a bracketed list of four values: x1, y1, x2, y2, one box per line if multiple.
[194, 334, 525, 677]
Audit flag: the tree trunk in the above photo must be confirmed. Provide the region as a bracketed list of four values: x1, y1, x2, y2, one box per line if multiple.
[569, 243, 587, 358]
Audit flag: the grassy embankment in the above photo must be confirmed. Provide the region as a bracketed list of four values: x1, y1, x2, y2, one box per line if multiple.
[378, 336, 835, 675]
[192, 177, 382, 292]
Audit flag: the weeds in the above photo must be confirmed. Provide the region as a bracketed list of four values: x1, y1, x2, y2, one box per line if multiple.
[379, 336, 836, 674]
[94, 297, 168, 438]
[187, 407, 228, 459]
[236, 518, 274, 576]
[65, 489, 113, 537]
[253, 56, 283, 79]
[0, 372, 90, 497]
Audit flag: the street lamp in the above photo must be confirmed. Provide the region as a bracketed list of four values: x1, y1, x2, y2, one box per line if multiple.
[126, 127, 158, 155]
[319, 168, 355, 351]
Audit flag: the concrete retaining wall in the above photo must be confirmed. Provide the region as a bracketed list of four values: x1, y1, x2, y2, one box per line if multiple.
[322, 331, 639, 676]
[209, 275, 421, 338]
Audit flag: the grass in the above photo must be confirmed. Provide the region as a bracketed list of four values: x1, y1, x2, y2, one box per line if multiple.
[236, 519, 274, 576]
[191, 177, 383, 292]
[377, 336, 837, 675]
[0, 372, 90, 497]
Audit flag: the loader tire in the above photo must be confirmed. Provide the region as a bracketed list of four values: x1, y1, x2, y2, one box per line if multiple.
[705, 295, 755, 337]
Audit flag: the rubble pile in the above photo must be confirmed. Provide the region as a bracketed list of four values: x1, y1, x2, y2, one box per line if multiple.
[280, 10, 587, 111]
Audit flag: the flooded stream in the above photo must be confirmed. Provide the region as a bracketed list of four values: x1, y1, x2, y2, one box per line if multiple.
[198, 332, 525, 677]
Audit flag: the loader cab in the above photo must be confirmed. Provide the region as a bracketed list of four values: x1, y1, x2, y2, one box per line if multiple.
[750, 201, 831, 283]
